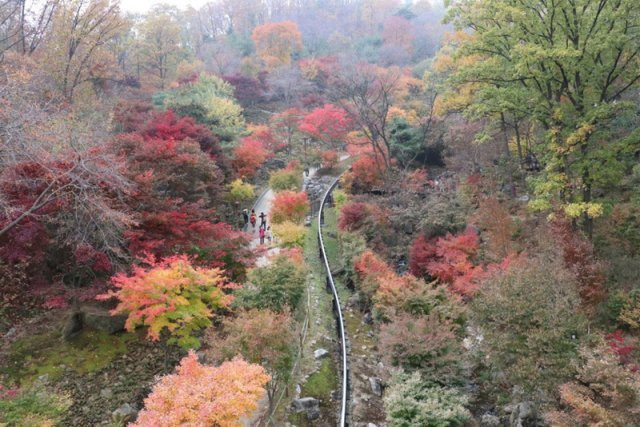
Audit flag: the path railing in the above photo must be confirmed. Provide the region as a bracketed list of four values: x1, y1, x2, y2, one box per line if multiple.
[317, 176, 349, 427]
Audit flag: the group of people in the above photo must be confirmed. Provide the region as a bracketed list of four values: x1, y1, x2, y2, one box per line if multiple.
[243, 208, 273, 245]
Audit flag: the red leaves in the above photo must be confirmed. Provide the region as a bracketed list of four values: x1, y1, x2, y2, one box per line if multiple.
[299, 104, 351, 144]
[552, 218, 606, 308]
[409, 227, 488, 297]
[232, 137, 271, 179]
[270, 191, 309, 224]
[338, 201, 386, 234]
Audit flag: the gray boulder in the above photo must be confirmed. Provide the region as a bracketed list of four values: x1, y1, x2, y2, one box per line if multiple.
[369, 377, 383, 397]
[112, 403, 138, 425]
[292, 397, 321, 420]
[314, 348, 330, 359]
[480, 413, 501, 426]
[84, 309, 127, 334]
[509, 401, 535, 427]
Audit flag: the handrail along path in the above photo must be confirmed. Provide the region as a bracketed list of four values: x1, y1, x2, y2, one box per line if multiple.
[317, 175, 349, 427]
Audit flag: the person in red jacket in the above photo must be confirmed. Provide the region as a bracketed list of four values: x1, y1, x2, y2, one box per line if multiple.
[259, 226, 266, 245]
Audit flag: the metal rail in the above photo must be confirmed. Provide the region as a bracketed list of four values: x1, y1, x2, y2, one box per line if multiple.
[317, 176, 349, 427]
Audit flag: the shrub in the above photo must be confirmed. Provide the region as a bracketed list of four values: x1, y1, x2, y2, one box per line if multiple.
[133, 351, 270, 427]
[409, 227, 486, 297]
[269, 168, 302, 192]
[97, 255, 234, 349]
[472, 255, 587, 400]
[339, 231, 366, 286]
[270, 191, 309, 224]
[321, 150, 339, 169]
[206, 309, 296, 405]
[380, 313, 464, 385]
[350, 155, 384, 191]
[545, 335, 640, 426]
[234, 255, 306, 312]
[338, 201, 387, 242]
[552, 218, 606, 310]
[384, 370, 471, 427]
[227, 179, 254, 203]
[272, 221, 306, 248]
[353, 249, 394, 307]
[332, 189, 348, 210]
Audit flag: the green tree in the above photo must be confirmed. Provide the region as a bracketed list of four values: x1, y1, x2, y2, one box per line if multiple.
[155, 73, 245, 145]
[446, 0, 640, 235]
[234, 254, 306, 312]
[472, 255, 587, 401]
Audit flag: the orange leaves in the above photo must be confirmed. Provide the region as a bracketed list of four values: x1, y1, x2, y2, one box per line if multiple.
[350, 155, 384, 191]
[252, 21, 303, 69]
[97, 255, 234, 348]
[270, 191, 309, 224]
[133, 351, 270, 427]
[232, 137, 271, 179]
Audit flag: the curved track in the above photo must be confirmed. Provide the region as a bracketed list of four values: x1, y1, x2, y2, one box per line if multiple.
[317, 176, 349, 427]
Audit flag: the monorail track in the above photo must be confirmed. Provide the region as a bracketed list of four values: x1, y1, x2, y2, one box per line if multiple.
[317, 176, 349, 427]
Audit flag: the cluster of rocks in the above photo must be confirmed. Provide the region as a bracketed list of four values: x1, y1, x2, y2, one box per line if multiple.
[54, 339, 183, 426]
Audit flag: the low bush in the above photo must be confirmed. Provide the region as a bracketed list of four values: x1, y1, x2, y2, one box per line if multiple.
[271, 221, 306, 248]
[384, 370, 471, 427]
[269, 168, 302, 192]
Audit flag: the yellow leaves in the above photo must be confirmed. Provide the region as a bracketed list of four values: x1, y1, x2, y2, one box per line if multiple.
[272, 221, 306, 248]
[566, 123, 596, 147]
[252, 21, 303, 69]
[228, 179, 255, 202]
[563, 203, 604, 219]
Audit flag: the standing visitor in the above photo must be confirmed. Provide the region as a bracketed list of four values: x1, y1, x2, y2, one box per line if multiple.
[250, 210, 257, 230]
[259, 226, 266, 245]
[266, 226, 273, 245]
[259, 211, 267, 229]
[242, 209, 249, 228]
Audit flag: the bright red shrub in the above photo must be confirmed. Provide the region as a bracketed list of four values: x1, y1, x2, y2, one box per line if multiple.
[270, 191, 309, 224]
[247, 124, 284, 152]
[299, 104, 351, 144]
[232, 137, 271, 179]
[409, 227, 486, 297]
[141, 110, 228, 166]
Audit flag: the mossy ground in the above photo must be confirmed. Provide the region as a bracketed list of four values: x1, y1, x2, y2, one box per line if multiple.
[2, 328, 135, 387]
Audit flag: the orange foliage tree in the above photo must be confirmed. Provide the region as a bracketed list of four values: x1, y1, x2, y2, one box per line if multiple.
[232, 137, 271, 179]
[251, 21, 303, 69]
[270, 191, 309, 224]
[348, 155, 384, 191]
[321, 150, 339, 169]
[97, 255, 235, 348]
[133, 351, 270, 427]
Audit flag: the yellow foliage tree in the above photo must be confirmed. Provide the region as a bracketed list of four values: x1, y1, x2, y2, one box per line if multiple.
[251, 21, 303, 69]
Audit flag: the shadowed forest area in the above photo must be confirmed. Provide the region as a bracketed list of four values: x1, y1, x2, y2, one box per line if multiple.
[1, 0, 640, 426]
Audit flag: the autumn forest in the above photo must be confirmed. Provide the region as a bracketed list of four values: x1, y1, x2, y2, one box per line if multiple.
[1, 0, 640, 426]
